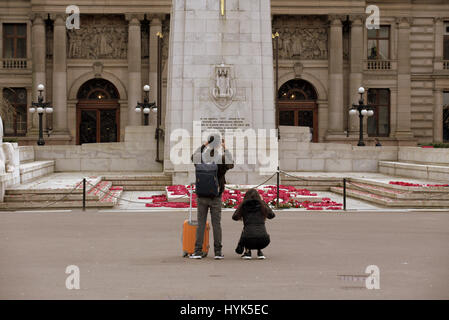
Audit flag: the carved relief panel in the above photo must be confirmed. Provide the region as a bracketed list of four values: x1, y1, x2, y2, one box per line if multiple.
[272, 15, 328, 60]
[67, 15, 128, 59]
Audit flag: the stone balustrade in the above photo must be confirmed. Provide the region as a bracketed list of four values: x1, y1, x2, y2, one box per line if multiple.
[1, 58, 30, 69]
[364, 59, 397, 71]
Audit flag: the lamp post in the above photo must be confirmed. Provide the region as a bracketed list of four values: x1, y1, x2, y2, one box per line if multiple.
[135, 85, 157, 126]
[29, 84, 53, 146]
[349, 87, 374, 146]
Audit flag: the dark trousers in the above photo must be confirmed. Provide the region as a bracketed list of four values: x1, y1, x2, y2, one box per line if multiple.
[238, 232, 270, 250]
[194, 196, 222, 255]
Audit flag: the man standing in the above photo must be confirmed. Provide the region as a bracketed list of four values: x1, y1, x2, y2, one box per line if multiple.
[190, 135, 234, 260]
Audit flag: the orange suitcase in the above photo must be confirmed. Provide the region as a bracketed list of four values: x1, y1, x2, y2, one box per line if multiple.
[182, 186, 210, 257]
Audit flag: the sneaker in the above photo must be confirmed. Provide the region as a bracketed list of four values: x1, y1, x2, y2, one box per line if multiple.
[214, 252, 224, 260]
[257, 250, 266, 260]
[235, 244, 244, 255]
[241, 250, 252, 260]
[189, 252, 203, 259]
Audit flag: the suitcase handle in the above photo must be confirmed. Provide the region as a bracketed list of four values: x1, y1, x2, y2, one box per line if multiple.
[188, 183, 194, 223]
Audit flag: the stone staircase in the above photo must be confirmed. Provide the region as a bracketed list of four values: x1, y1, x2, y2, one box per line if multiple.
[280, 173, 342, 191]
[18, 146, 55, 184]
[0, 175, 123, 210]
[102, 173, 172, 191]
[330, 178, 449, 208]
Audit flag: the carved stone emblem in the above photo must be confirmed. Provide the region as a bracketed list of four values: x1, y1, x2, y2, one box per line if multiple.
[92, 61, 103, 77]
[211, 63, 235, 110]
[293, 62, 303, 77]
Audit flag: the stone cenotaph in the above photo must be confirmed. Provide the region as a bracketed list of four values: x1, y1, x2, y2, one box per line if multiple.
[164, 0, 277, 185]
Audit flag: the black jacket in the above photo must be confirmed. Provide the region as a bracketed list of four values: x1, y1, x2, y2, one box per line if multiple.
[192, 144, 234, 196]
[232, 199, 275, 239]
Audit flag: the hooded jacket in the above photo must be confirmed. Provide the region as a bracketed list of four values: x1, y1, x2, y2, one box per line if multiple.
[232, 199, 275, 239]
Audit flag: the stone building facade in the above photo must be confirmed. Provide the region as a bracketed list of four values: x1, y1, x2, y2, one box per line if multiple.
[0, 0, 448, 147]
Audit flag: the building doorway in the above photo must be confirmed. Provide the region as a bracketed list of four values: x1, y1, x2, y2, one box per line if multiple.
[277, 79, 318, 142]
[76, 79, 120, 145]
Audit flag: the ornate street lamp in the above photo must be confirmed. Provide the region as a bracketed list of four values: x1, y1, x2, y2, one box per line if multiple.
[135, 85, 157, 126]
[349, 87, 374, 146]
[29, 84, 53, 146]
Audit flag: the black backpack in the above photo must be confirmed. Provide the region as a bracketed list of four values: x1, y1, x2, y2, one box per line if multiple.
[195, 163, 219, 198]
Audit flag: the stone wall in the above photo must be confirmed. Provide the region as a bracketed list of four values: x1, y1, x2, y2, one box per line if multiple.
[32, 126, 163, 172]
[279, 126, 398, 172]
[398, 147, 449, 166]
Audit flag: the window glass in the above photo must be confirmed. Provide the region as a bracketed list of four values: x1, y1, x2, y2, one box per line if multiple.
[367, 116, 376, 136]
[367, 26, 390, 60]
[379, 26, 389, 38]
[367, 29, 377, 38]
[4, 38, 14, 58]
[378, 106, 390, 136]
[367, 40, 377, 59]
[3, 24, 14, 36]
[367, 88, 390, 137]
[279, 110, 295, 126]
[17, 38, 27, 58]
[2, 88, 27, 136]
[378, 40, 389, 60]
[16, 24, 26, 37]
[3, 24, 27, 59]
[444, 35, 449, 60]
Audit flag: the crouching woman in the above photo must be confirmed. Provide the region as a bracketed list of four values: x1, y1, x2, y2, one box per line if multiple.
[232, 188, 275, 260]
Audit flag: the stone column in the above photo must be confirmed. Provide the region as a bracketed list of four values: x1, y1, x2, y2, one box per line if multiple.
[434, 18, 445, 71]
[327, 15, 345, 137]
[148, 15, 163, 126]
[30, 13, 47, 132]
[434, 89, 443, 142]
[348, 15, 364, 136]
[126, 14, 143, 126]
[395, 17, 413, 139]
[51, 14, 68, 134]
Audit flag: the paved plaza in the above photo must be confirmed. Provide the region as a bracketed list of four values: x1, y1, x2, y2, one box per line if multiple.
[0, 209, 448, 299]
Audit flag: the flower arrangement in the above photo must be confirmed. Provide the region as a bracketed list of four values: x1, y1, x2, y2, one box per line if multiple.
[389, 181, 449, 187]
[139, 185, 343, 210]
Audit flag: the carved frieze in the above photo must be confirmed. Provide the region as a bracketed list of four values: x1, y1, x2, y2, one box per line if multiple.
[272, 15, 328, 60]
[67, 15, 128, 59]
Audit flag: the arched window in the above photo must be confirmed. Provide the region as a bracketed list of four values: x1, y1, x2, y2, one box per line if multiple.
[278, 79, 317, 101]
[77, 78, 119, 100]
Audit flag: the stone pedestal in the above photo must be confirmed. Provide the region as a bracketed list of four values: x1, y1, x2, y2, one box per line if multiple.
[165, 0, 277, 184]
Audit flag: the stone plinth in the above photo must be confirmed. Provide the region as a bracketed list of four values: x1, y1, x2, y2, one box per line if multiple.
[165, 0, 277, 184]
